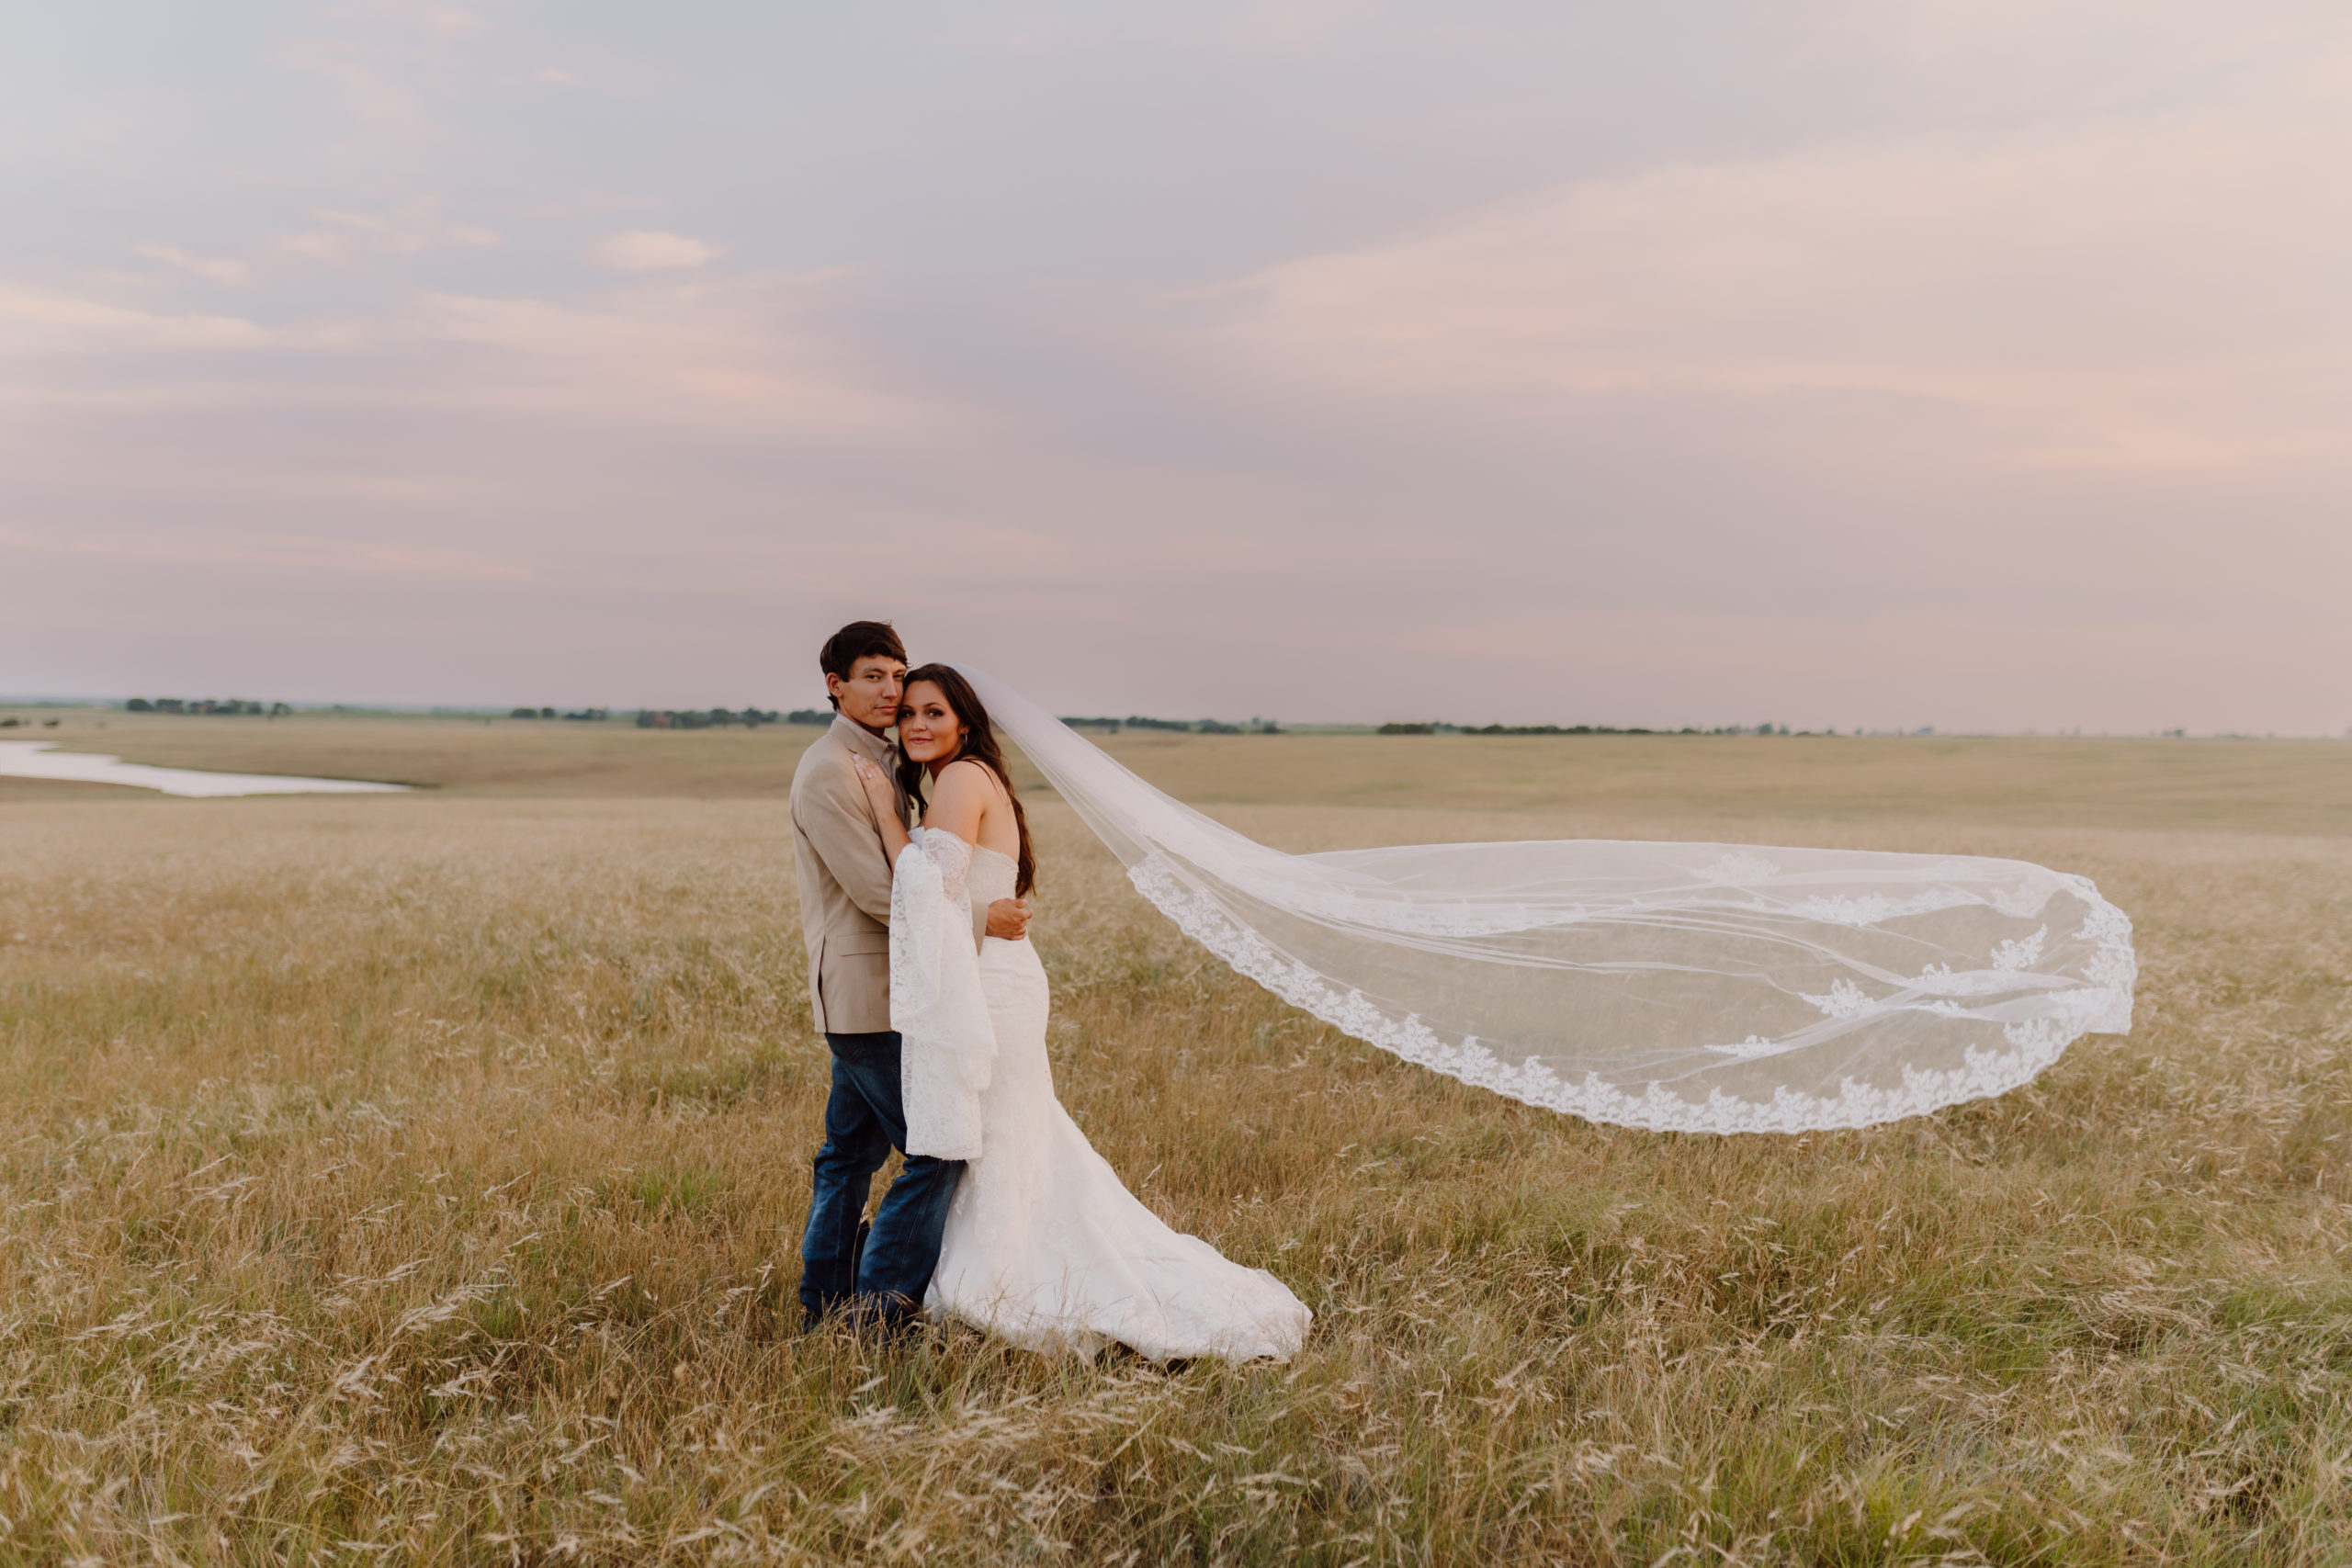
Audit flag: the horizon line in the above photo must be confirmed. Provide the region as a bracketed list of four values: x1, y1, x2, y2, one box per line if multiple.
[3, 696, 2347, 741]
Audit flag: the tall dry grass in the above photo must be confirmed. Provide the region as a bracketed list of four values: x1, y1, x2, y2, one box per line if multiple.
[1, 744, 2350, 1562]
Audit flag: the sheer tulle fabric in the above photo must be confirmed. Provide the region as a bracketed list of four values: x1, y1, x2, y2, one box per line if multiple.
[954, 667, 2137, 1135]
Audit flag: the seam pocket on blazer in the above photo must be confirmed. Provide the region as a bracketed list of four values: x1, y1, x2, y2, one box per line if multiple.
[828, 934, 889, 957]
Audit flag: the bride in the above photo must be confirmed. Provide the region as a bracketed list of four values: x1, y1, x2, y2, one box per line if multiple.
[848, 664, 1311, 1362]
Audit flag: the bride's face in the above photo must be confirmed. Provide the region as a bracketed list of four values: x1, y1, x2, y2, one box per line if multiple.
[897, 682, 965, 766]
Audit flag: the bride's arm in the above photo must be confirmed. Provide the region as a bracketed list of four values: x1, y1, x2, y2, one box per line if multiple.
[849, 754, 911, 865]
[929, 761, 1029, 942]
[922, 758, 993, 847]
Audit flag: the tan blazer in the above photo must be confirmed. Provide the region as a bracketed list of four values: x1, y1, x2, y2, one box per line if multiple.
[789, 716, 988, 1035]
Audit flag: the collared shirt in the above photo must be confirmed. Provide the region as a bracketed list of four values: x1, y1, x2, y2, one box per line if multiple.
[829, 713, 908, 822]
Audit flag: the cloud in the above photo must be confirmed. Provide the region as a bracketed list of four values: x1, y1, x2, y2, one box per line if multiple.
[270, 3, 491, 144]
[594, 231, 722, 272]
[281, 204, 502, 261]
[1225, 89, 2352, 474]
[0, 264, 938, 434]
[408, 277, 940, 434]
[0, 523, 537, 583]
[0, 282, 267, 355]
[991, 0, 1385, 60]
[133, 245, 250, 286]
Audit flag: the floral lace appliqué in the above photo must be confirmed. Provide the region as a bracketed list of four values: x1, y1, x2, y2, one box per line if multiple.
[1127, 852, 2135, 1135]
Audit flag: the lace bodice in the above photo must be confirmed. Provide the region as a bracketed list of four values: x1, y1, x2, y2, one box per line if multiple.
[967, 843, 1018, 911]
[909, 830, 1015, 918]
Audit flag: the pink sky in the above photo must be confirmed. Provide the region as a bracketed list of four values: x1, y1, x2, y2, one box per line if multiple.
[3, 2, 2346, 730]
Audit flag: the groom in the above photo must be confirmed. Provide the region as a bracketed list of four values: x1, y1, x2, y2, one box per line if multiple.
[791, 620, 1029, 1329]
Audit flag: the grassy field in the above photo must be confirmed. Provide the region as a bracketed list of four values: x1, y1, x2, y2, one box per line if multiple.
[3, 714, 2351, 1563]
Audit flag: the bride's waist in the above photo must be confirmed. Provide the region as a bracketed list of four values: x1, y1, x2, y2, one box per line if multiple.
[978, 935, 1045, 970]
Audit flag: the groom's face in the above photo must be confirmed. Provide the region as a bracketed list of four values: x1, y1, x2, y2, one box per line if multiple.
[828, 655, 906, 733]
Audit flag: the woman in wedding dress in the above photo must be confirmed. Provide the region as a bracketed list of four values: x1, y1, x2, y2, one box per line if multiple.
[848, 665, 1310, 1362]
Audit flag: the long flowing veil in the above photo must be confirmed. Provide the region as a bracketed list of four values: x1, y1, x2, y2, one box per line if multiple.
[956, 667, 2135, 1134]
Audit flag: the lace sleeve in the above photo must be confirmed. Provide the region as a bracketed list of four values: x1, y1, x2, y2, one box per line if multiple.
[889, 829, 996, 1159]
[920, 827, 973, 905]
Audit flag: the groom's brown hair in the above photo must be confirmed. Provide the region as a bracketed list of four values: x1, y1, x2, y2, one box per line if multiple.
[819, 621, 908, 710]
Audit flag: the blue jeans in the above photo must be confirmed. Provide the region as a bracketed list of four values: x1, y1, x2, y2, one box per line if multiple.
[799, 1031, 965, 1324]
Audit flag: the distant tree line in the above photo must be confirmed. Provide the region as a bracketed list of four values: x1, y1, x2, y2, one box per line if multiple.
[1383, 721, 1667, 735]
[633, 708, 782, 729]
[510, 707, 611, 721]
[1060, 716, 1283, 735]
[1378, 722, 1868, 737]
[125, 698, 292, 716]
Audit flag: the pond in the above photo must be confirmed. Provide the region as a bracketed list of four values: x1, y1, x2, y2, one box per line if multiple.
[0, 741, 411, 798]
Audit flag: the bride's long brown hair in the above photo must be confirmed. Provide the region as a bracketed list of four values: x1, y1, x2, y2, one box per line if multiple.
[894, 663, 1035, 897]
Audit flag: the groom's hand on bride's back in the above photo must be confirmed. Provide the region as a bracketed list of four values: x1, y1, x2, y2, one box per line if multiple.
[986, 898, 1031, 941]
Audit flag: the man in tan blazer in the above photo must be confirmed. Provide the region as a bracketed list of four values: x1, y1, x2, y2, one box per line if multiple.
[792, 620, 1028, 1328]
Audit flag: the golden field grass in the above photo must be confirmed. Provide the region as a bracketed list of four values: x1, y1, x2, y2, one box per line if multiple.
[3, 715, 2352, 1563]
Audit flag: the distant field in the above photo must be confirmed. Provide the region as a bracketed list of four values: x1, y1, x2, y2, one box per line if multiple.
[16, 705, 2352, 832]
[3, 715, 2349, 1562]
[0, 708, 827, 799]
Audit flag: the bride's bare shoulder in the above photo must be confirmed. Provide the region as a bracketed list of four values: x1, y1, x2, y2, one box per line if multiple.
[934, 757, 1004, 799]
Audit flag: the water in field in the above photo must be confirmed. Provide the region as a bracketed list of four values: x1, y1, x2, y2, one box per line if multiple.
[0, 741, 409, 797]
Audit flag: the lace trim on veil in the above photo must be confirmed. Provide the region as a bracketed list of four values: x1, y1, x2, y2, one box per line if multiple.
[1128, 856, 2130, 1134]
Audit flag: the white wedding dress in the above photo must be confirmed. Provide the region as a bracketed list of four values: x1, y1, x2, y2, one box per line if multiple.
[890, 828, 1310, 1361]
